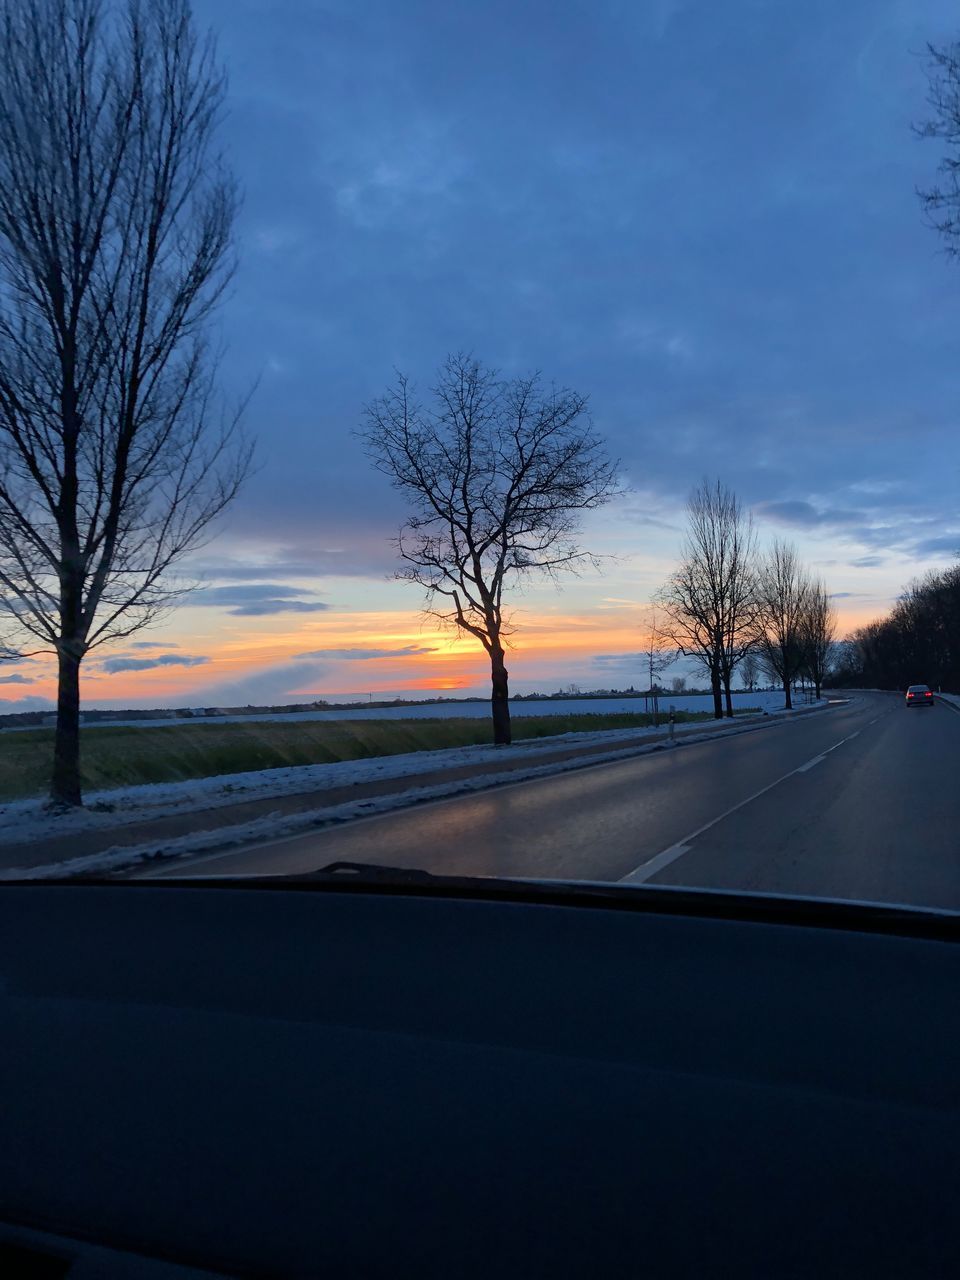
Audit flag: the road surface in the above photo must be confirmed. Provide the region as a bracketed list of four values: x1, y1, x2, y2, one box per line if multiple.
[146, 692, 960, 910]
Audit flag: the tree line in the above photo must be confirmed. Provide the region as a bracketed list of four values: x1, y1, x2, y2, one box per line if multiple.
[831, 563, 960, 692]
[656, 481, 836, 719]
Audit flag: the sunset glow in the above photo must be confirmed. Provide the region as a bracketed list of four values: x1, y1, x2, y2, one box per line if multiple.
[0, 571, 897, 712]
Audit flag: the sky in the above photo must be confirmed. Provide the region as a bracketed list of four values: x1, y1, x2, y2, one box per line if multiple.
[3, 0, 960, 710]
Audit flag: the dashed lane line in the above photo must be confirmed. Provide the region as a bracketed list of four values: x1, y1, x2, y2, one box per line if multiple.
[796, 754, 825, 772]
[621, 726, 865, 885]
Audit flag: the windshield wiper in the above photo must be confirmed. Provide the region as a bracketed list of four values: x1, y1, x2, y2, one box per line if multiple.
[6, 864, 960, 944]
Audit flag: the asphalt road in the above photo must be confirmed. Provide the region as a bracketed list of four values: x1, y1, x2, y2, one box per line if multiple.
[149, 692, 960, 910]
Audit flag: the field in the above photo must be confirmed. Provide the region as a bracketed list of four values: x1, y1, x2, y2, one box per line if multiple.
[0, 708, 732, 802]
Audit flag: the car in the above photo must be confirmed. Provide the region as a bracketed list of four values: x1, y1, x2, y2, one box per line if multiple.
[906, 684, 935, 707]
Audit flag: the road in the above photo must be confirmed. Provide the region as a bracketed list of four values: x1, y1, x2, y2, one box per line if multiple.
[147, 692, 960, 910]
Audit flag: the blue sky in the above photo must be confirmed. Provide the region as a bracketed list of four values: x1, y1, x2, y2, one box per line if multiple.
[4, 0, 960, 708]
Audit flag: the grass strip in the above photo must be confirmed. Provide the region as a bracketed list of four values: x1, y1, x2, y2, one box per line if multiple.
[0, 708, 756, 802]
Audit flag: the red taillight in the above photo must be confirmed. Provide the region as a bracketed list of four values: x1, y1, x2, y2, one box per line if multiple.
[926, 692, 933, 699]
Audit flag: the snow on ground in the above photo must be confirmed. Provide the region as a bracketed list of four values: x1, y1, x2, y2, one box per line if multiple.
[0, 699, 833, 878]
[939, 692, 960, 711]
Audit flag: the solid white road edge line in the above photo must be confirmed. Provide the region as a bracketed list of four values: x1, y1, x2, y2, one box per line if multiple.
[620, 726, 865, 885]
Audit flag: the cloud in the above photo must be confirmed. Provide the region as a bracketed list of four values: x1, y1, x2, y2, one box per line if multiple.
[851, 555, 884, 568]
[253, 225, 302, 254]
[229, 600, 332, 616]
[827, 592, 860, 599]
[590, 652, 671, 673]
[617, 314, 694, 363]
[0, 695, 54, 711]
[754, 500, 862, 528]
[598, 597, 641, 610]
[193, 583, 309, 601]
[332, 115, 468, 231]
[99, 654, 212, 674]
[912, 535, 960, 558]
[190, 560, 327, 581]
[128, 641, 178, 650]
[185, 660, 332, 706]
[294, 645, 437, 660]
[189, 584, 331, 616]
[187, 538, 395, 580]
[0, 673, 33, 684]
[617, 508, 680, 532]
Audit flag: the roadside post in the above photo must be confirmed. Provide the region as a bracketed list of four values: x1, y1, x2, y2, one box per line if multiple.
[668, 706, 676, 745]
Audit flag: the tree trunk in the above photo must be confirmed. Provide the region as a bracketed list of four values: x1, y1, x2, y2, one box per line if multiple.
[814, 677, 822, 700]
[51, 647, 83, 807]
[710, 669, 723, 719]
[783, 675, 793, 711]
[723, 674, 734, 718]
[490, 646, 511, 745]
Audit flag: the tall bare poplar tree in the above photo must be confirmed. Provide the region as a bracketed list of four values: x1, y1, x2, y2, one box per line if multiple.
[0, 0, 249, 806]
[659, 480, 757, 719]
[639, 607, 676, 724]
[754, 540, 809, 710]
[361, 354, 619, 745]
[800, 578, 836, 700]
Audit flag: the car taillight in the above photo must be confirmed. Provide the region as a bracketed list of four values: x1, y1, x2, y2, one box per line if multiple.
[926, 692, 933, 698]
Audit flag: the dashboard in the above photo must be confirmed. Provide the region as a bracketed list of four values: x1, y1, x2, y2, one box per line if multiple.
[1, 879, 958, 1277]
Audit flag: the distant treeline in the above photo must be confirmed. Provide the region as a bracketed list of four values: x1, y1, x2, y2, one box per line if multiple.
[832, 563, 960, 691]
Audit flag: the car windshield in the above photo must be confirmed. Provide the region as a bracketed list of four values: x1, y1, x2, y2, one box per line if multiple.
[0, 0, 959, 916]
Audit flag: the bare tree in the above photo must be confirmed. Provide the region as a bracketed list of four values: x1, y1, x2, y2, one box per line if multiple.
[670, 675, 687, 694]
[0, 0, 249, 806]
[916, 41, 960, 255]
[739, 649, 759, 692]
[639, 607, 676, 725]
[360, 354, 619, 744]
[658, 480, 757, 720]
[754, 540, 809, 710]
[800, 579, 836, 700]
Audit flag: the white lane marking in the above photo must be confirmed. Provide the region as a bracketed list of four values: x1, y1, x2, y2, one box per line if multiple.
[621, 726, 865, 885]
[796, 754, 825, 772]
[620, 844, 691, 883]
